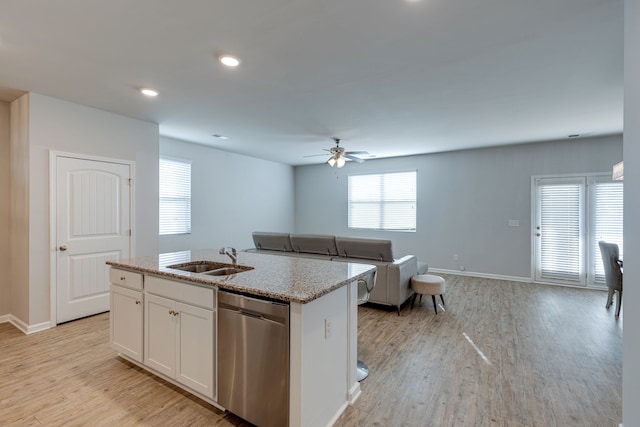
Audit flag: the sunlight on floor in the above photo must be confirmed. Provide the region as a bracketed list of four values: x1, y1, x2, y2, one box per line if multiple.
[463, 332, 491, 365]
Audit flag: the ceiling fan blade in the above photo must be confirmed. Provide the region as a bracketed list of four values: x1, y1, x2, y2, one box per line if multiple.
[343, 154, 365, 163]
[303, 153, 331, 158]
[345, 151, 368, 155]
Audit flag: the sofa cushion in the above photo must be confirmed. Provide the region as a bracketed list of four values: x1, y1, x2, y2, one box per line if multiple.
[290, 234, 338, 256]
[335, 237, 394, 262]
[417, 261, 429, 275]
[252, 232, 293, 252]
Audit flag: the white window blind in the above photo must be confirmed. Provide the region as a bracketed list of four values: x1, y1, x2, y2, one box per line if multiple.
[534, 174, 623, 288]
[591, 178, 624, 283]
[348, 171, 416, 231]
[159, 157, 191, 235]
[536, 179, 584, 283]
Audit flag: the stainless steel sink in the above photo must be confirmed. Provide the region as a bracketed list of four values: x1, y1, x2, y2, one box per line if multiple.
[204, 267, 241, 276]
[167, 261, 253, 275]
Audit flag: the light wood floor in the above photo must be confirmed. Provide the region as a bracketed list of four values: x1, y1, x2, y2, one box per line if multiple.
[0, 275, 622, 426]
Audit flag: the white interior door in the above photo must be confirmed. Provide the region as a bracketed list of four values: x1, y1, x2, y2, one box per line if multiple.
[56, 155, 131, 324]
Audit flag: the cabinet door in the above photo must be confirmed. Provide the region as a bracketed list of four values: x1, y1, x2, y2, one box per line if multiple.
[144, 294, 177, 377]
[110, 285, 143, 362]
[175, 302, 215, 399]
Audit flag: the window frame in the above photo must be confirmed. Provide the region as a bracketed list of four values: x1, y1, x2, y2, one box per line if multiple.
[159, 156, 192, 236]
[347, 170, 417, 232]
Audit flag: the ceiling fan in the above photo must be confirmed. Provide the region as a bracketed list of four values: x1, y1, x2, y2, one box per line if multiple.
[305, 138, 369, 168]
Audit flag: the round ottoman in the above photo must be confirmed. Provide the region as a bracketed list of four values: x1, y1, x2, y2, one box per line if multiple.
[411, 274, 446, 314]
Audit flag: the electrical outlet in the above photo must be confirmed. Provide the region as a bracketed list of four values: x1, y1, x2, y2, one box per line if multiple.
[325, 318, 332, 339]
[453, 254, 459, 261]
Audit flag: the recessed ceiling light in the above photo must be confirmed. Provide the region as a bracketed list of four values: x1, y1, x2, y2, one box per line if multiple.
[219, 55, 240, 67]
[140, 88, 159, 97]
[213, 134, 230, 140]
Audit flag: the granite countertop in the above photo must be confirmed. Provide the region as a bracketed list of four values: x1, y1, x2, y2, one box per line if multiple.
[106, 249, 376, 304]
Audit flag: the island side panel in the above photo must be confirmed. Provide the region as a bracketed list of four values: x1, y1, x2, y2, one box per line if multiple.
[346, 280, 360, 404]
[290, 282, 358, 427]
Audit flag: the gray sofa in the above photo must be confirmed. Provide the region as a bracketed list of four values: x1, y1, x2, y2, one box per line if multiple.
[247, 232, 428, 314]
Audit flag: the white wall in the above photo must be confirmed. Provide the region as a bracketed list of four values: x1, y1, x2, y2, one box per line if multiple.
[623, 0, 639, 425]
[159, 137, 295, 253]
[295, 135, 622, 280]
[0, 102, 9, 316]
[16, 93, 159, 327]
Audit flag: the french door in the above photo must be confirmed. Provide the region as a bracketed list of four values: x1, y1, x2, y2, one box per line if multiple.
[533, 174, 623, 288]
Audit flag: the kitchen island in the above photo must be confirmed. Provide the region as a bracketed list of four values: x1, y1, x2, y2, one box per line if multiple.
[107, 249, 375, 427]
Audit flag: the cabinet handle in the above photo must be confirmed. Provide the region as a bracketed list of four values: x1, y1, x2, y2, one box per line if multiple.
[169, 310, 174, 315]
[135, 300, 141, 305]
[120, 277, 126, 281]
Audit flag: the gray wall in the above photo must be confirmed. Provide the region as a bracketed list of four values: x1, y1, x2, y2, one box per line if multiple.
[10, 93, 159, 328]
[295, 135, 622, 280]
[623, 0, 639, 424]
[0, 102, 9, 316]
[159, 137, 295, 253]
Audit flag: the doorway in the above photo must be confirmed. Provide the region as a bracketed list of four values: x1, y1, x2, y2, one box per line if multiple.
[533, 174, 623, 288]
[51, 153, 133, 324]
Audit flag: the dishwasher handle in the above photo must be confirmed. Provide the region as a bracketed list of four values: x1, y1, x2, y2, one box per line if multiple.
[218, 290, 289, 326]
[238, 308, 264, 319]
[218, 302, 264, 319]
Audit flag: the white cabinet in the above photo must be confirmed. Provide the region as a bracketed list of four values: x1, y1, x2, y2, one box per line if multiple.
[144, 277, 215, 400]
[144, 294, 175, 375]
[110, 269, 143, 363]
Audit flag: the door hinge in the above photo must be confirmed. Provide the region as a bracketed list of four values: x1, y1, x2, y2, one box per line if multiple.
[128, 178, 132, 185]
[128, 229, 132, 236]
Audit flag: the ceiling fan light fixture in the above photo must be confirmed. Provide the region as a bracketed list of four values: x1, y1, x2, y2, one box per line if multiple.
[327, 157, 337, 167]
[336, 156, 346, 168]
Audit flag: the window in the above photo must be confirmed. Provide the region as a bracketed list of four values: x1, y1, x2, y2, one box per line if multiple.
[533, 174, 623, 287]
[159, 157, 191, 235]
[590, 177, 624, 283]
[348, 171, 417, 231]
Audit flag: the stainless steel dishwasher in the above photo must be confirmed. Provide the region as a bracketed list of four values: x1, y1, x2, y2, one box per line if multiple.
[218, 290, 289, 427]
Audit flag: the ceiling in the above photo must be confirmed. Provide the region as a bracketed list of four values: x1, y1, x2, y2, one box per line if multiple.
[0, 0, 623, 166]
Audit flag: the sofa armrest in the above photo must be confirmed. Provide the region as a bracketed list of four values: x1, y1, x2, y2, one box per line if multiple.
[387, 255, 418, 308]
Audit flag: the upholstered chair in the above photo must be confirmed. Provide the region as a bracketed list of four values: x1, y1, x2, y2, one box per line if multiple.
[598, 241, 623, 318]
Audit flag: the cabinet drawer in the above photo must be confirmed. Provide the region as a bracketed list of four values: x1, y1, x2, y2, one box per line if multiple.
[110, 268, 143, 290]
[145, 275, 215, 310]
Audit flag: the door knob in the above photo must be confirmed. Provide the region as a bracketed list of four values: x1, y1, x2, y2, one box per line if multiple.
[59, 245, 68, 251]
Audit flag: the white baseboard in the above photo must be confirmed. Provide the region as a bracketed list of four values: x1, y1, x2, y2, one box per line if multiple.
[26, 320, 53, 334]
[428, 268, 532, 284]
[348, 381, 361, 403]
[325, 400, 349, 427]
[6, 315, 28, 334]
[0, 315, 52, 335]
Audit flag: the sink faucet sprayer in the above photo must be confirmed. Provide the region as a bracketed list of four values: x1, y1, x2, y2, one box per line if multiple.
[219, 246, 237, 264]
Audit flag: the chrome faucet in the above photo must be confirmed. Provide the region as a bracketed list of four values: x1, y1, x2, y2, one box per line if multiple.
[219, 246, 237, 264]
